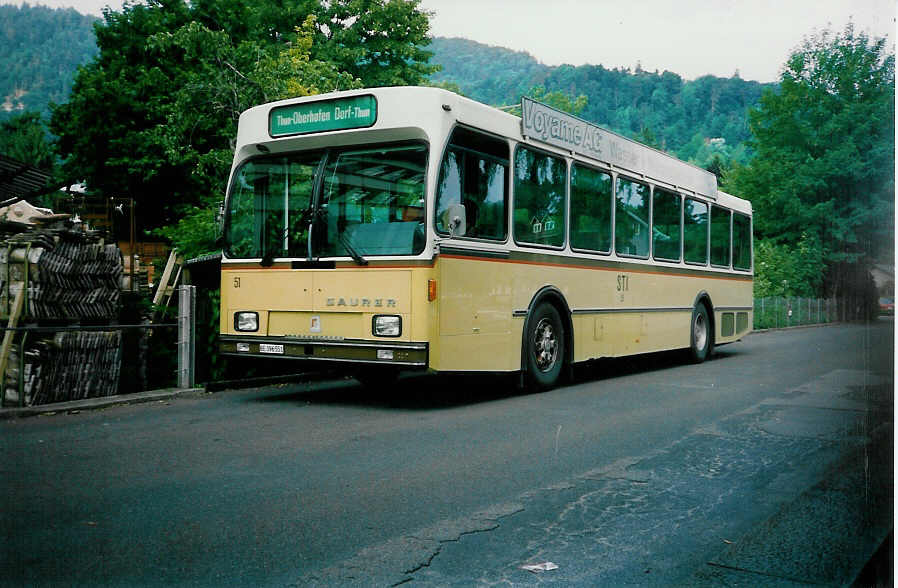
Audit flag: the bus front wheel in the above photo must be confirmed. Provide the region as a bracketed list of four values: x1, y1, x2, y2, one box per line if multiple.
[689, 303, 713, 363]
[525, 303, 565, 390]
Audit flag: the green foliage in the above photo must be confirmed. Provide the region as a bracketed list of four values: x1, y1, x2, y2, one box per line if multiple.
[0, 111, 56, 170]
[49, 0, 435, 255]
[430, 37, 770, 167]
[0, 4, 99, 121]
[728, 24, 894, 299]
[146, 13, 370, 260]
[505, 85, 588, 117]
[633, 126, 660, 149]
[753, 234, 825, 297]
[428, 37, 549, 107]
[313, 0, 437, 87]
[527, 85, 588, 115]
[422, 79, 465, 96]
[252, 16, 364, 99]
[153, 202, 219, 260]
[682, 132, 751, 176]
[50, 1, 196, 232]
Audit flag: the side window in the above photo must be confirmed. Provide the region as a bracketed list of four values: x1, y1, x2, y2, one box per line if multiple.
[513, 146, 566, 247]
[652, 188, 681, 262]
[733, 213, 752, 270]
[570, 163, 612, 253]
[435, 128, 508, 240]
[615, 178, 650, 257]
[684, 198, 709, 264]
[710, 205, 731, 267]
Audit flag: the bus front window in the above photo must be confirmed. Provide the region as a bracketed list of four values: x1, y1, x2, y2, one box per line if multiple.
[316, 144, 427, 258]
[224, 154, 320, 259]
[224, 143, 426, 260]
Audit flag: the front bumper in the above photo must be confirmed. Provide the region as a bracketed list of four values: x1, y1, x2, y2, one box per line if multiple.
[219, 335, 428, 368]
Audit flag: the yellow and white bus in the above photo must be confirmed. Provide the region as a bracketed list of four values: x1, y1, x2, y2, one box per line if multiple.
[219, 87, 752, 389]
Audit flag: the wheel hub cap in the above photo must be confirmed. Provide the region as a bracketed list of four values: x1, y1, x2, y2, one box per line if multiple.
[693, 313, 707, 350]
[534, 318, 558, 372]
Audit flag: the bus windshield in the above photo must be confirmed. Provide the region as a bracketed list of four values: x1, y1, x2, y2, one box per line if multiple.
[224, 143, 427, 260]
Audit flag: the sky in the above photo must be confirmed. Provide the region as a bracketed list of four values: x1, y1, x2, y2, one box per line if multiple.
[5, 0, 896, 82]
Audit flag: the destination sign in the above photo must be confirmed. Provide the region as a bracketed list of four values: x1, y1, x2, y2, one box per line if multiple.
[269, 95, 377, 137]
[520, 97, 716, 198]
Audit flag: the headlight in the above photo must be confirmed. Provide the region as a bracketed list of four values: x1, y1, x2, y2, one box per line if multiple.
[234, 311, 259, 332]
[373, 315, 401, 337]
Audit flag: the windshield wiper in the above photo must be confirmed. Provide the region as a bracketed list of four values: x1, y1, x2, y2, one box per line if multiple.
[301, 206, 321, 261]
[338, 232, 368, 266]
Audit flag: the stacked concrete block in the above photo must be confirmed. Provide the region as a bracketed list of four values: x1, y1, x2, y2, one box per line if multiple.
[0, 226, 126, 406]
[4, 331, 122, 406]
[0, 230, 123, 322]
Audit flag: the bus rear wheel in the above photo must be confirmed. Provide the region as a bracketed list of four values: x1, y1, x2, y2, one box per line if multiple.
[689, 303, 713, 363]
[525, 302, 565, 390]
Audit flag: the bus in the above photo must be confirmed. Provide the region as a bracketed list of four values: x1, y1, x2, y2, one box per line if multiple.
[219, 87, 753, 390]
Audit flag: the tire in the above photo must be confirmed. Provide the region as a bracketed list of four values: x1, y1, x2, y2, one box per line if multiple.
[525, 302, 565, 390]
[689, 303, 713, 363]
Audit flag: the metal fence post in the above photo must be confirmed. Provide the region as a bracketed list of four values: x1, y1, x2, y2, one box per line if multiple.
[178, 285, 196, 389]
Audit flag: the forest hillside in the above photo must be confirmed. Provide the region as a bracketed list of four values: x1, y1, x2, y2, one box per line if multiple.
[0, 4, 98, 120]
[429, 37, 775, 165]
[2, 6, 774, 167]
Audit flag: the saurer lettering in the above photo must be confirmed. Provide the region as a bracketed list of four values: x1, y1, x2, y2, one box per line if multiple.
[326, 297, 397, 307]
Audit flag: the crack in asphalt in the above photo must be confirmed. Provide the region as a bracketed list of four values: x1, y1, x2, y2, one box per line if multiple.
[304, 503, 525, 586]
[399, 508, 526, 581]
[399, 523, 506, 580]
[302, 370, 890, 585]
[402, 370, 890, 585]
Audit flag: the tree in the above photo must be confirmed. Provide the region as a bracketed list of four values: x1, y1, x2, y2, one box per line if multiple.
[0, 5, 99, 122]
[50, 0, 436, 240]
[634, 125, 660, 149]
[0, 112, 56, 171]
[726, 24, 894, 310]
[152, 15, 364, 256]
[753, 233, 825, 298]
[312, 0, 435, 87]
[507, 85, 588, 117]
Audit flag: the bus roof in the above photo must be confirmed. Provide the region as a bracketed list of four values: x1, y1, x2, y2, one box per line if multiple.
[234, 86, 750, 213]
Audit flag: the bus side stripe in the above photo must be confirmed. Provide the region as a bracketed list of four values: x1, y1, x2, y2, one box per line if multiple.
[439, 252, 753, 282]
[570, 307, 695, 315]
[514, 306, 753, 317]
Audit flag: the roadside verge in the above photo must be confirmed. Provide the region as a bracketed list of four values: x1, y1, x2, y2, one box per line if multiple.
[0, 387, 206, 419]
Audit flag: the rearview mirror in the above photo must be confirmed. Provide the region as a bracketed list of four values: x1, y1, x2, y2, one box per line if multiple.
[445, 203, 466, 237]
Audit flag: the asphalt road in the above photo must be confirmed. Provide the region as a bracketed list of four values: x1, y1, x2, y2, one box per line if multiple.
[1, 320, 892, 586]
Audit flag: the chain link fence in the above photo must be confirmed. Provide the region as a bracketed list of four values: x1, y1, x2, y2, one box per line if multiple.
[753, 297, 837, 330]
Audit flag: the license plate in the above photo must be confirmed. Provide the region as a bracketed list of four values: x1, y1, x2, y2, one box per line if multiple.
[259, 343, 284, 354]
